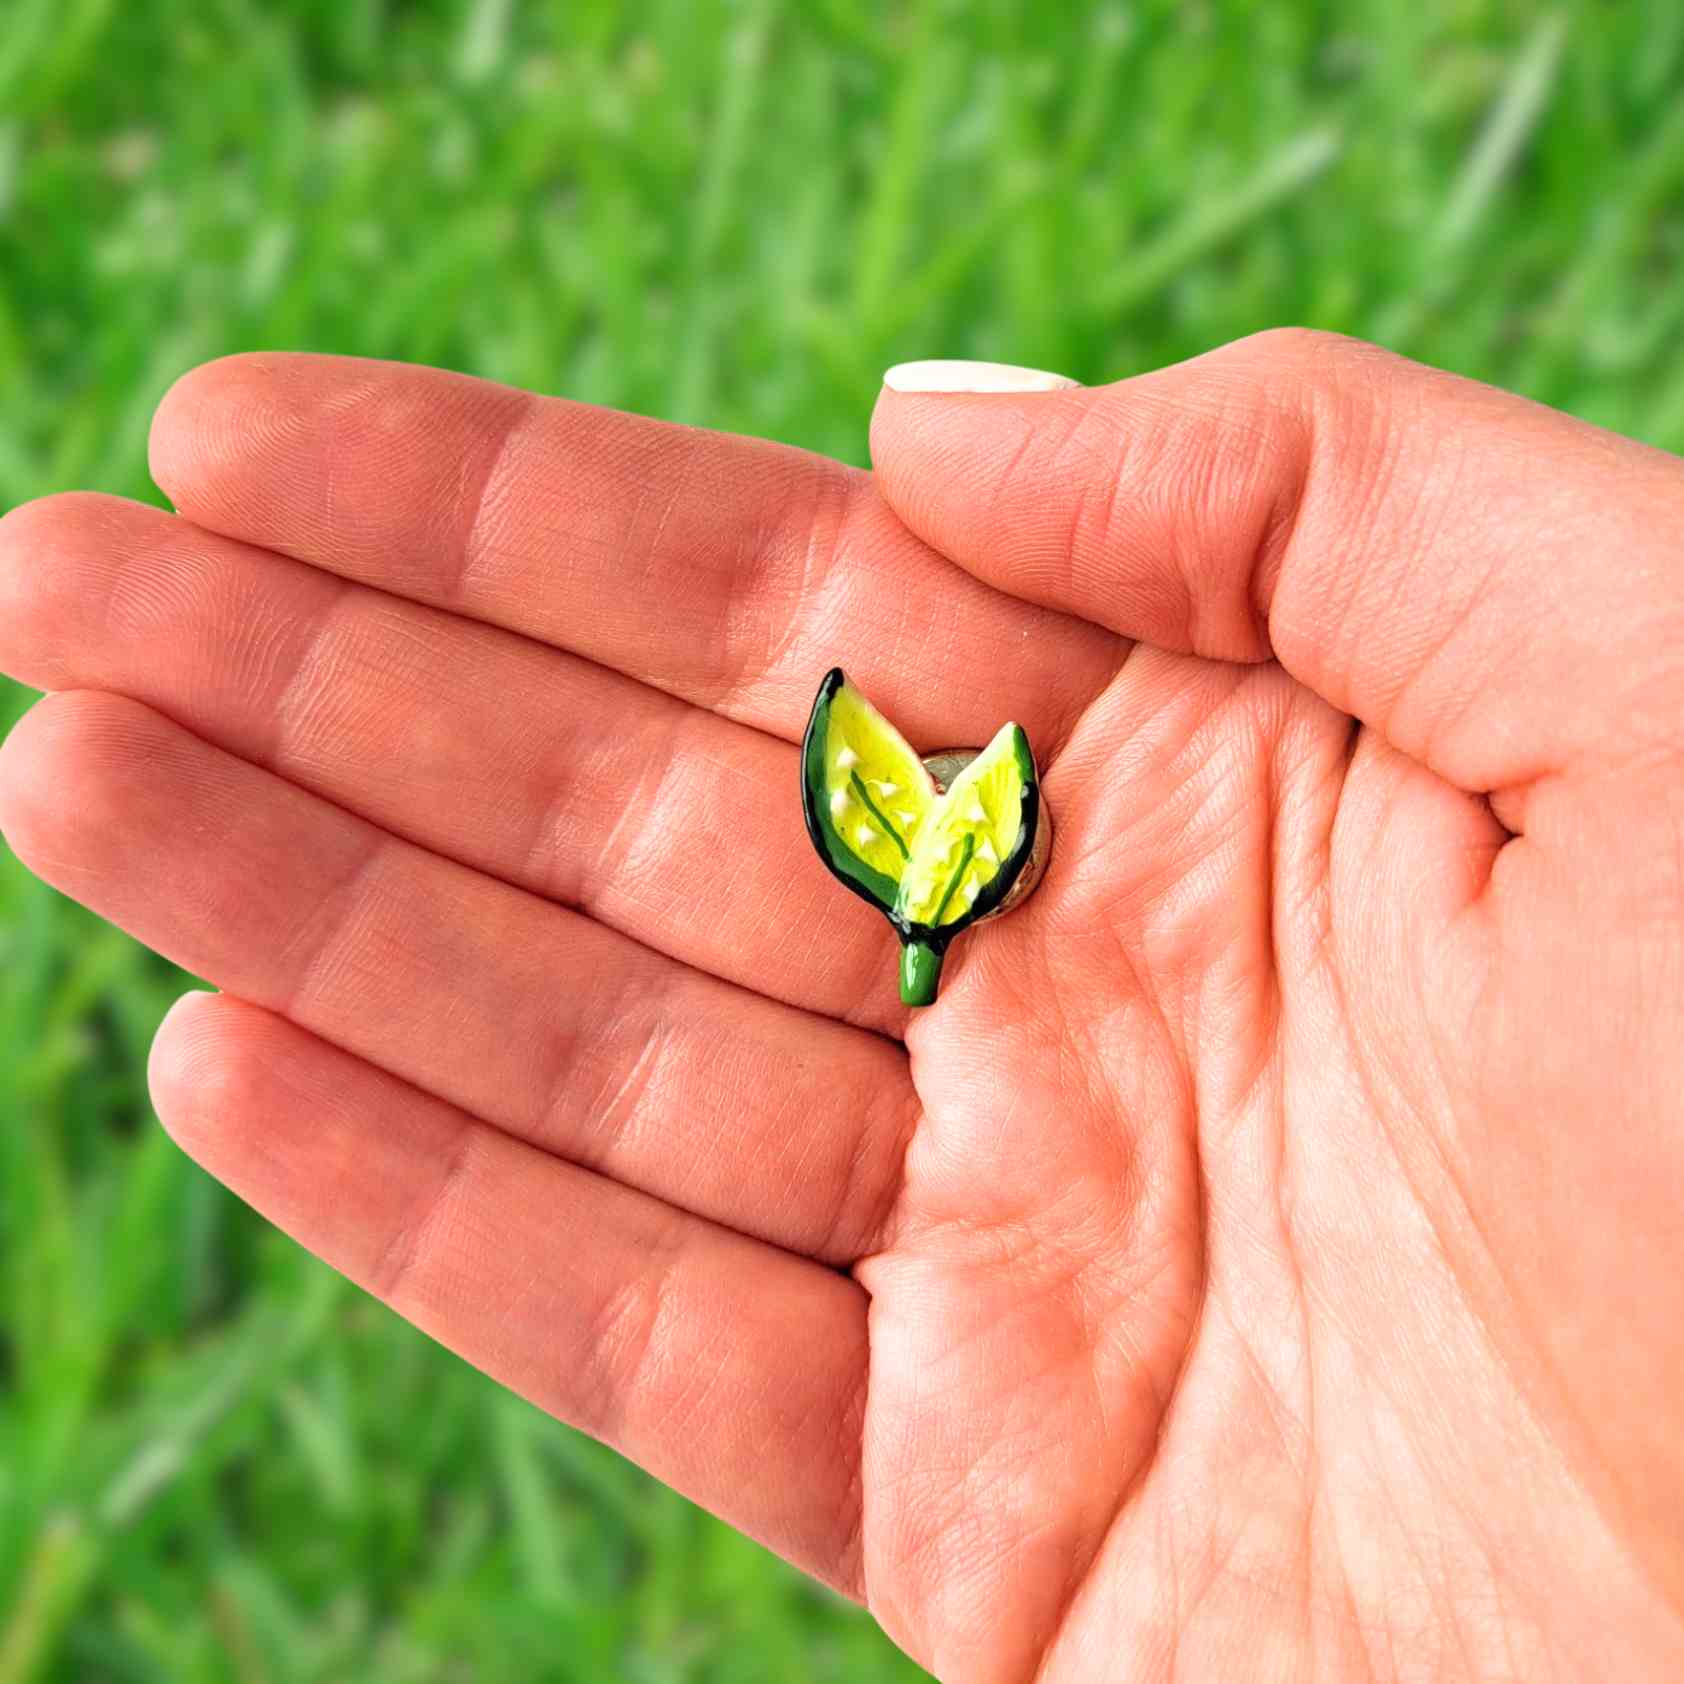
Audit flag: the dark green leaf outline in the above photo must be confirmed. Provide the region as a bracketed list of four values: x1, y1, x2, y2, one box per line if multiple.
[801, 669, 1041, 960]
[894, 723, 1038, 949]
[801, 668, 904, 916]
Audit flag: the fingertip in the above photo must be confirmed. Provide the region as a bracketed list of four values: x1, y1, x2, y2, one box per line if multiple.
[0, 494, 73, 681]
[0, 493, 152, 690]
[149, 352, 270, 511]
[147, 993, 308, 1177]
[0, 691, 108, 863]
[0, 696, 52, 859]
[0, 690, 177, 885]
[147, 988, 227, 1147]
[146, 352, 527, 574]
[149, 351, 355, 518]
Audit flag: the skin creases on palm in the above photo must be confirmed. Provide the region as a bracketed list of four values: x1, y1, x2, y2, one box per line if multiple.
[857, 646, 1669, 1682]
[2, 339, 1683, 1684]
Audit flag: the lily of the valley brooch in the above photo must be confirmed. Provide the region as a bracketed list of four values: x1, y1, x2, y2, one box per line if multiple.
[800, 668, 1050, 1006]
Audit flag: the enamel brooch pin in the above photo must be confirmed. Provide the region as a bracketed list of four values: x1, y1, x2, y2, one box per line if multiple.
[800, 668, 1050, 1006]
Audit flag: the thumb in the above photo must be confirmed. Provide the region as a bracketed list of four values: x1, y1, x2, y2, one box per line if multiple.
[870, 332, 1684, 795]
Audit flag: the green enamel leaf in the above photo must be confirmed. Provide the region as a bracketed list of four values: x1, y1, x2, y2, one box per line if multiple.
[894, 722, 1034, 932]
[801, 669, 1042, 1007]
[801, 669, 940, 913]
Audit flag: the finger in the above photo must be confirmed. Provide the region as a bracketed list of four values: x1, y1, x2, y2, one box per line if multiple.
[148, 990, 868, 1593]
[0, 691, 916, 1266]
[0, 492, 909, 1034]
[148, 353, 1125, 756]
[871, 334, 1684, 793]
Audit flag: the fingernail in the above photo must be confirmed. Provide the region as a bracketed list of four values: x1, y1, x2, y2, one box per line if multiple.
[882, 359, 1080, 394]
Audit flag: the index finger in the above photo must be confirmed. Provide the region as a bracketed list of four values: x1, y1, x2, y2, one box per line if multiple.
[149, 354, 1125, 757]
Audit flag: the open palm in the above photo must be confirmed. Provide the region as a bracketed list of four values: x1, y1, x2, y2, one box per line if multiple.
[3, 332, 1682, 1682]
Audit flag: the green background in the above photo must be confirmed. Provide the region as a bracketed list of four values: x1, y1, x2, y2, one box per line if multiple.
[3, 1, 1681, 1678]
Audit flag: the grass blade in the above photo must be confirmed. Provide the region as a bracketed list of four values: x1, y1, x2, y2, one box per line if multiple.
[1092, 126, 1343, 317]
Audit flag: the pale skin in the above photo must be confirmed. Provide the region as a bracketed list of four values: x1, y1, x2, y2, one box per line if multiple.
[2, 328, 1682, 1682]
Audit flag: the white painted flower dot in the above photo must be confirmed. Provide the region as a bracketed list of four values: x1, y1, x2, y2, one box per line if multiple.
[835, 746, 860, 770]
[830, 788, 849, 819]
[855, 824, 879, 847]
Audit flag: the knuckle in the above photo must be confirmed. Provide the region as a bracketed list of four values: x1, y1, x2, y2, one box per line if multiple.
[1208, 330, 1407, 643]
[713, 454, 857, 709]
[1230, 324, 1366, 373]
[365, 1123, 480, 1303]
[574, 1223, 688, 1439]
[1221, 327, 1401, 437]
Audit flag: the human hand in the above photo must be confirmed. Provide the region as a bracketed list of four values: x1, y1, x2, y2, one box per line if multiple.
[1, 332, 1680, 1681]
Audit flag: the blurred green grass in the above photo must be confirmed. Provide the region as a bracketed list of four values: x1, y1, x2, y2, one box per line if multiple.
[3, 0, 1683, 1677]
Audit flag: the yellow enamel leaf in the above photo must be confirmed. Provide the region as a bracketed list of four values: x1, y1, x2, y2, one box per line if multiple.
[815, 677, 939, 884]
[895, 721, 1030, 928]
[802, 668, 1044, 1005]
